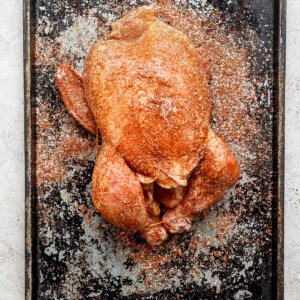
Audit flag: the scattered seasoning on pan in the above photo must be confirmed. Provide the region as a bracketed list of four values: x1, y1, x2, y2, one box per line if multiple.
[34, 0, 275, 298]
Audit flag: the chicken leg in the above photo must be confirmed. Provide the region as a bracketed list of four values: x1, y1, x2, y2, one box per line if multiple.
[93, 144, 168, 245]
[162, 130, 240, 233]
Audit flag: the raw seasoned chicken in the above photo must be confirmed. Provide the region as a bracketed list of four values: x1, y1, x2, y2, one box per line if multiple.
[56, 7, 240, 246]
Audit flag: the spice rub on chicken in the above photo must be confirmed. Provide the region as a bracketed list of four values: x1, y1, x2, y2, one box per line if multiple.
[56, 7, 240, 246]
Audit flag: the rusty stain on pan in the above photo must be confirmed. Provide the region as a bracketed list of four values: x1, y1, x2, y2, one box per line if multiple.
[25, 0, 285, 298]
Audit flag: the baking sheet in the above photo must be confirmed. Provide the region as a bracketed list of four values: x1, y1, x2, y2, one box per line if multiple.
[25, 0, 285, 299]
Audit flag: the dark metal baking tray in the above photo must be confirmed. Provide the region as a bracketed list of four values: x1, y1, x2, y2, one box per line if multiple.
[25, 0, 285, 299]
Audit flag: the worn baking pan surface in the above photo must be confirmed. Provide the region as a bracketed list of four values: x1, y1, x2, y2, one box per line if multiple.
[25, 0, 285, 299]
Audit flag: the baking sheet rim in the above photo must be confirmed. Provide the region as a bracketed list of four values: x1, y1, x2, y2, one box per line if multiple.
[24, 0, 286, 298]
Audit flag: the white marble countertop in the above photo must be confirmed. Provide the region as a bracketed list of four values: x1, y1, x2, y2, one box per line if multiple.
[0, 0, 299, 299]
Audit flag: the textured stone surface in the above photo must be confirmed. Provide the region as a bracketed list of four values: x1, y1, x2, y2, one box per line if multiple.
[0, 0, 299, 299]
[285, 1, 300, 299]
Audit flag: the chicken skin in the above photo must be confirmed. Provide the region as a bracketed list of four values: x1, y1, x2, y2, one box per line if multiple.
[56, 7, 240, 246]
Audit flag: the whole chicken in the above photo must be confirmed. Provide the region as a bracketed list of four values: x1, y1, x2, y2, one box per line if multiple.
[56, 7, 240, 246]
